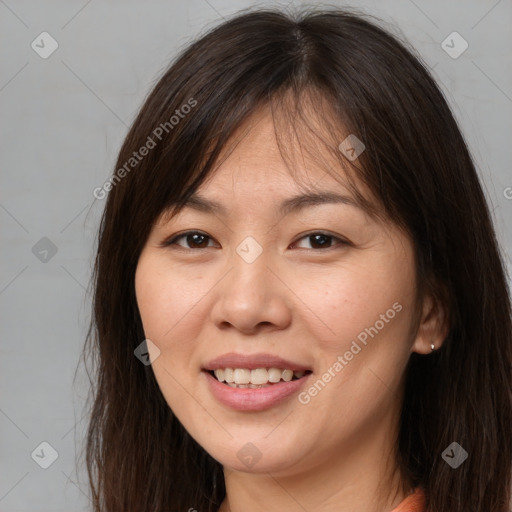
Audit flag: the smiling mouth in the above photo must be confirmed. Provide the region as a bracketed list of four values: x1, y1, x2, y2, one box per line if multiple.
[206, 368, 313, 388]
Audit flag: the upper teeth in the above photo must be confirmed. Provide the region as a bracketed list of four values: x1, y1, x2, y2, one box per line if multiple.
[213, 368, 305, 385]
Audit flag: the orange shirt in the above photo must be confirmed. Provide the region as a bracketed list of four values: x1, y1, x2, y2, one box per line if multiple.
[390, 487, 426, 512]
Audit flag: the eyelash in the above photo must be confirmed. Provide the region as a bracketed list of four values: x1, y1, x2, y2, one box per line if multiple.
[160, 230, 350, 252]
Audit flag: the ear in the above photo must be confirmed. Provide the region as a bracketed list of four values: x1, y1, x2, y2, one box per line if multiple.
[411, 293, 449, 354]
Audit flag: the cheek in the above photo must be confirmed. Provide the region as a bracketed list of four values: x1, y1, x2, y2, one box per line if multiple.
[135, 256, 205, 413]
[135, 255, 205, 344]
[293, 274, 414, 449]
[294, 255, 416, 357]
[134, 257, 202, 406]
[291, 248, 417, 425]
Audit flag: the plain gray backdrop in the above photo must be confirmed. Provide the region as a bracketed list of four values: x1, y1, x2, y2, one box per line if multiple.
[1, 0, 511, 510]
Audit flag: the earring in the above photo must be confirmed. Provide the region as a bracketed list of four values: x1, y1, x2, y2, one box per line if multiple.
[431, 343, 435, 351]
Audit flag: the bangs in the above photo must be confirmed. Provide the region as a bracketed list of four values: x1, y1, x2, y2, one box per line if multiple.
[157, 86, 387, 229]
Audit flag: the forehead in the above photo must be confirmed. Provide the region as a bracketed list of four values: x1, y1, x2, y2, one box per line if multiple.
[197, 105, 356, 198]
[158, 99, 385, 225]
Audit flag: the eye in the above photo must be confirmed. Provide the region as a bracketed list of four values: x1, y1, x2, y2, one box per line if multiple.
[161, 230, 349, 251]
[161, 230, 218, 250]
[291, 231, 348, 250]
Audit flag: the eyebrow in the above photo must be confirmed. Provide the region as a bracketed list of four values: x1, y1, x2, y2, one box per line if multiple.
[180, 190, 370, 217]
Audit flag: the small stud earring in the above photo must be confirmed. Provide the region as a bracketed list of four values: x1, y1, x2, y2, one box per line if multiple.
[431, 343, 435, 351]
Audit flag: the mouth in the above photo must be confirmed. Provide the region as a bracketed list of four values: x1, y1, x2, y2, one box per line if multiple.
[205, 368, 313, 388]
[203, 367, 313, 411]
[202, 353, 314, 411]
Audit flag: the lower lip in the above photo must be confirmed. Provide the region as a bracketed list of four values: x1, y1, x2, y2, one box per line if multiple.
[203, 371, 312, 412]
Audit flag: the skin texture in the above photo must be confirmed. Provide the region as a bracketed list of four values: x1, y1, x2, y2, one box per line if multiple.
[134, 105, 447, 512]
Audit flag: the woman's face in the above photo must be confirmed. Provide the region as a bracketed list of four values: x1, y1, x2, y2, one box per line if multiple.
[135, 107, 432, 477]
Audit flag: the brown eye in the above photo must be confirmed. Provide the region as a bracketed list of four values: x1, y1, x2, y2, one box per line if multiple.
[162, 231, 217, 250]
[292, 232, 348, 250]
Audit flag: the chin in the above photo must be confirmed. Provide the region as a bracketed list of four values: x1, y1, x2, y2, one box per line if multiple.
[198, 435, 305, 475]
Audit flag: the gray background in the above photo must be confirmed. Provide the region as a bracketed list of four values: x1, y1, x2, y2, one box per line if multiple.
[1, 0, 511, 510]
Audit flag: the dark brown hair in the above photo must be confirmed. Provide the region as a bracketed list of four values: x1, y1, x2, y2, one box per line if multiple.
[80, 6, 512, 511]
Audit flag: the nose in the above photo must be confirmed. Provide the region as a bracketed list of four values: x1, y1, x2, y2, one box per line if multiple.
[209, 245, 292, 335]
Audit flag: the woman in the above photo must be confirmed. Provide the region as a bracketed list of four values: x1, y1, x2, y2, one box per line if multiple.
[82, 7, 512, 512]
